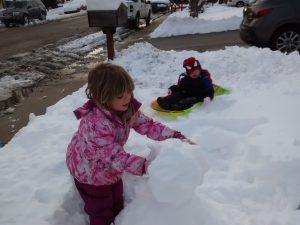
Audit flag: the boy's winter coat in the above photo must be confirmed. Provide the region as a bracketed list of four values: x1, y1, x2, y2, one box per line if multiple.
[66, 99, 183, 186]
[170, 69, 214, 100]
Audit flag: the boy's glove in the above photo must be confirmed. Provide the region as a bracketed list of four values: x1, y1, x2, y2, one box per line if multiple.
[169, 85, 181, 94]
[203, 97, 212, 103]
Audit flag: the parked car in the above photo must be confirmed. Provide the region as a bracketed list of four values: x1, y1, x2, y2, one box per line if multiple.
[1, 0, 47, 27]
[41, 0, 58, 9]
[126, 0, 152, 28]
[240, 0, 300, 53]
[227, 0, 249, 7]
[3, 0, 13, 7]
[150, 0, 169, 13]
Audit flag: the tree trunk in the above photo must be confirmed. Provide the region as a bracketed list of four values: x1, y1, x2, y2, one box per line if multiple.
[190, 0, 200, 18]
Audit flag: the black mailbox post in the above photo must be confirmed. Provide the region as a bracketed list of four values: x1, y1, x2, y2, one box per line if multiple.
[86, 1, 128, 60]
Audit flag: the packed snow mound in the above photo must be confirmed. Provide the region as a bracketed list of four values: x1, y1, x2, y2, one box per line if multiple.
[148, 140, 207, 205]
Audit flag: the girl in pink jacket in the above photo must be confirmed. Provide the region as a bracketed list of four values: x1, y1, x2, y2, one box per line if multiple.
[66, 63, 190, 225]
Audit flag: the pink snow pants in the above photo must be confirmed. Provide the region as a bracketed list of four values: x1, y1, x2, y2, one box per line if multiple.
[74, 179, 124, 225]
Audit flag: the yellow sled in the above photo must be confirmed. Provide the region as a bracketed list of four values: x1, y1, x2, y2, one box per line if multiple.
[151, 84, 230, 117]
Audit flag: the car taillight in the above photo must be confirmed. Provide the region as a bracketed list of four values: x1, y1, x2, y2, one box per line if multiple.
[243, 7, 255, 19]
[255, 8, 272, 17]
[243, 7, 272, 20]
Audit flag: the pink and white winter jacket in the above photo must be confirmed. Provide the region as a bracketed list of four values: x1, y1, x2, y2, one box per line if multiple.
[66, 99, 185, 186]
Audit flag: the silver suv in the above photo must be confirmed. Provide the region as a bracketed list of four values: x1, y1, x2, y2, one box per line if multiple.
[1, 0, 47, 27]
[240, 0, 300, 53]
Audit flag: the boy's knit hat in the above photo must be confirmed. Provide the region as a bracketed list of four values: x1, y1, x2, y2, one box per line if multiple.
[183, 57, 201, 76]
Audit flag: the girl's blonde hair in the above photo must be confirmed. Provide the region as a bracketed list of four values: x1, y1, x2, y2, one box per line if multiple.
[86, 63, 136, 122]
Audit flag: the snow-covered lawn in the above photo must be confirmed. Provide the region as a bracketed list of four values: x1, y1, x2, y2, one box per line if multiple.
[151, 5, 243, 37]
[47, 0, 87, 21]
[46, 6, 87, 22]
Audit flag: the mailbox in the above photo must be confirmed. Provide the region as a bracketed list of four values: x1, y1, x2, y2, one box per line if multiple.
[86, 0, 128, 28]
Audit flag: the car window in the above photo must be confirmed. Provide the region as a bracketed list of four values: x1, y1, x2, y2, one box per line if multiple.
[32, 1, 39, 7]
[9, 1, 27, 8]
[38, 1, 45, 7]
[34, 0, 44, 7]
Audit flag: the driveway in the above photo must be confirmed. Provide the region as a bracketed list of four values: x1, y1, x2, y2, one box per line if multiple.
[0, 15, 95, 60]
[149, 30, 245, 52]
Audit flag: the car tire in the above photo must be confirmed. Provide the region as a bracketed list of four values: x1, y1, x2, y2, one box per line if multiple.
[39, 11, 46, 21]
[22, 15, 29, 26]
[236, 1, 245, 7]
[146, 11, 151, 27]
[4, 22, 10, 28]
[134, 13, 140, 29]
[200, 6, 205, 13]
[271, 27, 300, 53]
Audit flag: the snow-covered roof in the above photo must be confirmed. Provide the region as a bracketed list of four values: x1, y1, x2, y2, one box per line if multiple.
[86, 0, 126, 10]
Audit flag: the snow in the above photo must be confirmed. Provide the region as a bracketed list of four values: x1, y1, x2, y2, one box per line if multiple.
[46, 0, 87, 21]
[86, 0, 126, 10]
[151, 0, 169, 3]
[63, 0, 86, 14]
[151, 5, 243, 37]
[1, 4, 300, 225]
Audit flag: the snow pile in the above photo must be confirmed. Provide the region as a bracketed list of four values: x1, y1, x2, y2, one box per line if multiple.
[47, 0, 87, 21]
[151, 5, 243, 38]
[148, 141, 207, 205]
